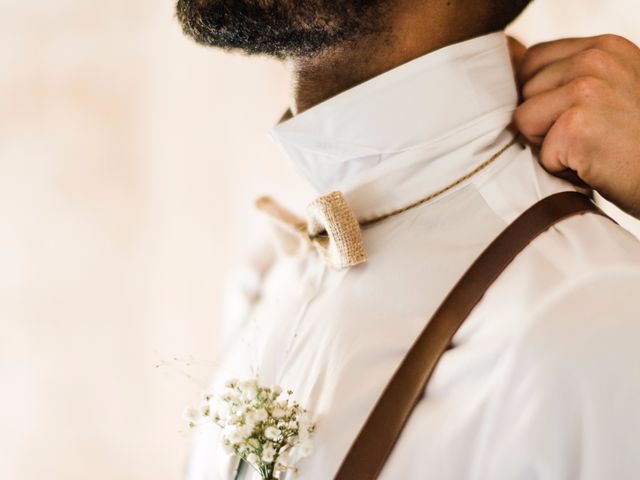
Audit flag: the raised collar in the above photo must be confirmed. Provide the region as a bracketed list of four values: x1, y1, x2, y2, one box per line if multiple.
[269, 32, 519, 220]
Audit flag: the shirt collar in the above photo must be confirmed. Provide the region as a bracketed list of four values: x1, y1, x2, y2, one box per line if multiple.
[269, 32, 519, 216]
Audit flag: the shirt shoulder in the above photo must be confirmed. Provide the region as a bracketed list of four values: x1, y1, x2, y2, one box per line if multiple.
[469, 268, 640, 479]
[514, 266, 640, 369]
[485, 208, 640, 382]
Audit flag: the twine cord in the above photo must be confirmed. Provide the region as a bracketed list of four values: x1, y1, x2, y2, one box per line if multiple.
[310, 138, 518, 238]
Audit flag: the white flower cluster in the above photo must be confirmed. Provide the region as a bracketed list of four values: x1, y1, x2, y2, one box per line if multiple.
[184, 378, 315, 480]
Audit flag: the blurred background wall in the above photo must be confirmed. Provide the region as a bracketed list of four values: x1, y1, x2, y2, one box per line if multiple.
[1, 1, 639, 479]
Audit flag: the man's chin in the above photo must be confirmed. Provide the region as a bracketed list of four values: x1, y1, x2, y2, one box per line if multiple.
[175, 0, 389, 59]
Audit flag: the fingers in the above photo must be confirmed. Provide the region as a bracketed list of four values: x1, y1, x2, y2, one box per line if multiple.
[522, 48, 620, 99]
[518, 34, 634, 85]
[519, 37, 601, 83]
[514, 79, 585, 145]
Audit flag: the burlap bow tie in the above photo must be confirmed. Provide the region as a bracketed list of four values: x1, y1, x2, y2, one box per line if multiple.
[254, 139, 518, 271]
[256, 192, 368, 270]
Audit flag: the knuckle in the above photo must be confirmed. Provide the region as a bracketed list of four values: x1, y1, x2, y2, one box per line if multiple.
[597, 34, 622, 47]
[577, 48, 611, 71]
[560, 107, 587, 136]
[597, 33, 634, 51]
[570, 76, 603, 100]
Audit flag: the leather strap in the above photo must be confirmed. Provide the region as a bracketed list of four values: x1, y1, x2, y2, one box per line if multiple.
[334, 192, 609, 479]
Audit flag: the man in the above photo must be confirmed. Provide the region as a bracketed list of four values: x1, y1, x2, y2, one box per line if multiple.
[178, 1, 640, 478]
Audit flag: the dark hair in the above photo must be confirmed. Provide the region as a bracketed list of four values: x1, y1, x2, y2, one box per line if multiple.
[489, 0, 533, 30]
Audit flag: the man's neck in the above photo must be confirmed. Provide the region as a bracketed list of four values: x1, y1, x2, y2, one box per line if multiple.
[287, 1, 494, 115]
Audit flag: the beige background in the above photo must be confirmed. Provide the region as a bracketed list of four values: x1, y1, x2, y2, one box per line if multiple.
[1, 1, 639, 479]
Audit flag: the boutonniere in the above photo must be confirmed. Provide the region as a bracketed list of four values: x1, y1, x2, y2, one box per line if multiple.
[184, 378, 315, 479]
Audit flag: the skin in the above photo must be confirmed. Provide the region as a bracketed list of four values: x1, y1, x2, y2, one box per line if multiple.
[511, 35, 640, 218]
[288, 0, 495, 114]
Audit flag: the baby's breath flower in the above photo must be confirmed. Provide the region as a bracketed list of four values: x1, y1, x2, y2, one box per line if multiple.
[262, 444, 276, 463]
[253, 408, 268, 423]
[264, 426, 281, 441]
[286, 420, 297, 430]
[288, 439, 313, 466]
[239, 379, 259, 400]
[184, 378, 315, 480]
[182, 406, 210, 428]
[200, 392, 213, 402]
[226, 427, 245, 445]
[271, 407, 286, 419]
[221, 390, 238, 403]
[182, 407, 200, 424]
[224, 378, 239, 389]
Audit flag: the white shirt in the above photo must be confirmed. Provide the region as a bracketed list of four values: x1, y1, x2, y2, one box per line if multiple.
[187, 32, 640, 480]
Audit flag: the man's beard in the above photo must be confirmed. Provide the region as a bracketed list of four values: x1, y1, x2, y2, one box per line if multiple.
[176, 0, 390, 58]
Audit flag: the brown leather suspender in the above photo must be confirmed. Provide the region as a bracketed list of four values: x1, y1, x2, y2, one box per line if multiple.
[334, 192, 609, 479]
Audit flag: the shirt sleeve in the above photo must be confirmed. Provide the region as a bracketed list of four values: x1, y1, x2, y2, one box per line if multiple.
[472, 268, 640, 480]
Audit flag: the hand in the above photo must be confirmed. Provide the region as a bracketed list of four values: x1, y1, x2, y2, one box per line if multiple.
[511, 34, 640, 219]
